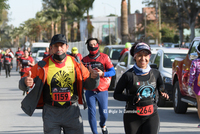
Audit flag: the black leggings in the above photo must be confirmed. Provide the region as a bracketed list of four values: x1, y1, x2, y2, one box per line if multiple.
[0, 62, 2, 73]
[123, 112, 160, 134]
[4, 64, 11, 77]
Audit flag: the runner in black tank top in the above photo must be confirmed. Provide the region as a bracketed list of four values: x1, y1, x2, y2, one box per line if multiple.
[114, 42, 169, 134]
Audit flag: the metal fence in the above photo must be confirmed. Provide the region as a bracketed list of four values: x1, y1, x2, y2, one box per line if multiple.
[68, 41, 89, 57]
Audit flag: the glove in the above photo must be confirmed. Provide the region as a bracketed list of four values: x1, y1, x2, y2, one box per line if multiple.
[188, 87, 193, 95]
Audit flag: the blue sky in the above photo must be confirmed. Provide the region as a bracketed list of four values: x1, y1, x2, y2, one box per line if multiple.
[7, 0, 146, 28]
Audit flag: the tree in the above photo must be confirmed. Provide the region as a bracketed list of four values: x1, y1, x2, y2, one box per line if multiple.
[42, 0, 79, 41]
[0, 0, 9, 14]
[121, 0, 129, 44]
[160, 23, 177, 43]
[180, 0, 200, 41]
[143, 0, 200, 42]
[146, 21, 159, 40]
[79, 0, 95, 38]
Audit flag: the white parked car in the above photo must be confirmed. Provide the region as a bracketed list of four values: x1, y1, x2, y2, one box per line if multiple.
[31, 42, 50, 58]
[151, 48, 188, 106]
[35, 50, 45, 63]
[103, 45, 125, 90]
[114, 51, 134, 88]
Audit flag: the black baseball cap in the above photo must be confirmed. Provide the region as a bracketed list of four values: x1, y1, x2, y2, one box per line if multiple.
[50, 34, 67, 46]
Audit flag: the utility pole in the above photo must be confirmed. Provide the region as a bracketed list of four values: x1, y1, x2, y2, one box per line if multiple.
[109, 19, 112, 45]
[158, 0, 162, 44]
[155, 0, 158, 45]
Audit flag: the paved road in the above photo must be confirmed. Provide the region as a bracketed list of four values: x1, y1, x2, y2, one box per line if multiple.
[0, 59, 200, 134]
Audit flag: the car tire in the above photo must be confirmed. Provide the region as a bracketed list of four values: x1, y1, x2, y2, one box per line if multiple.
[173, 81, 188, 114]
[156, 90, 166, 107]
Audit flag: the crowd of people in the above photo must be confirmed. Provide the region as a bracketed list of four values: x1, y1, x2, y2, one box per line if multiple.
[0, 47, 34, 78]
[2, 33, 200, 134]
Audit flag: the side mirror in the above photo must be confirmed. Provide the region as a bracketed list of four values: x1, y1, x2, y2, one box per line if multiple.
[120, 62, 125, 66]
[150, 63, 158, 69]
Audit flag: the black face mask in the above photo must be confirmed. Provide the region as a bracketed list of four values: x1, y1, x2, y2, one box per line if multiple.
[53, 53, 66, 61]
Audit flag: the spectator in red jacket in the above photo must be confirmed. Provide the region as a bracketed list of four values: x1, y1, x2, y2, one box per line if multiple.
[118, 42, 132, 61]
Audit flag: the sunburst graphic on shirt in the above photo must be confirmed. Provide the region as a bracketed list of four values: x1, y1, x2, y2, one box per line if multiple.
[53, 70, 72, 88]
[51, 70, 73, 105]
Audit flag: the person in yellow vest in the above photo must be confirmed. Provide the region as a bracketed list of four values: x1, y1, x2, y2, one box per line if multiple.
[18, 34, 100, 134]
[70, 47, 83, 62]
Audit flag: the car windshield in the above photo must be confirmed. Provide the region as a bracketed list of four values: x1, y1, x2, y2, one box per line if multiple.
[38, 52, 44, 57]
[110, 48, 124, 60]
[150, 54, 156, 62]
[32, 47, 46, 53]
[163, 53, 187, 68]
[163, 43, 173, 47]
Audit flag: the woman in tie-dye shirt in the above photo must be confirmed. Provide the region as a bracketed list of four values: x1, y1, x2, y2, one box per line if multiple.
[188, 44, 200, 128]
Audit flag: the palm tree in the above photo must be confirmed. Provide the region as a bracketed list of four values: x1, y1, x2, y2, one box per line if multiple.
[83, 0, 95, 38]
[121, 0, 129, 44]
[36, 9, 61, 40]
[70, 0, 95, 40]
[43, 0, 79, 41]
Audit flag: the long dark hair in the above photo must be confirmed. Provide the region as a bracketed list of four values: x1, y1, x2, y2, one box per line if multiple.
[130, 42, 139, 57]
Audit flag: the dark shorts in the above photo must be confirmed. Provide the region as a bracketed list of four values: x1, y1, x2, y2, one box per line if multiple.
[42, 103, 83, 134]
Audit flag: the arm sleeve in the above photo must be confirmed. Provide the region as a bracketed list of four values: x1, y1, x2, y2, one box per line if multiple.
[104, 55, 115, 77]
[104, 67, 115, 77]
[113, 73, 134, 101]
[188, 60, 196, 87]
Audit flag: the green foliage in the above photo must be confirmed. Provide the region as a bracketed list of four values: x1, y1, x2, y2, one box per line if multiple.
[185, 35, 190, 42]
[0, 0, 9, 13]
[107, 14, 117, 17]
[173, 34, 179, 43]
[160, 23, 177, 43]
[146, 21, 159, 39]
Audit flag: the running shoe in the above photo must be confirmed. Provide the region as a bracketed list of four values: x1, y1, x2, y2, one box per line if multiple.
[101, 126, 108, 134]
